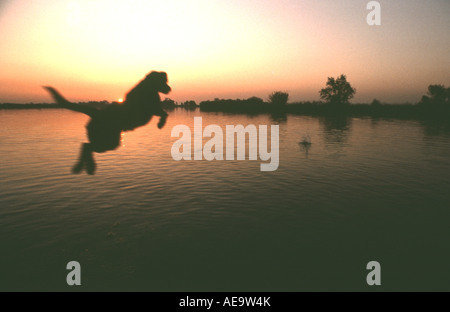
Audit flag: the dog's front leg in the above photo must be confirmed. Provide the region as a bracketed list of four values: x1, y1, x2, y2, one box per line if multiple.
[157, 110, 168, 129]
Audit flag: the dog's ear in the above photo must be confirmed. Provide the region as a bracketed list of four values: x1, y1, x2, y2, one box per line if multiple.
[146, 71, 168, 81]
[158, 71, 168, 82]
[145, 71, 170, 94]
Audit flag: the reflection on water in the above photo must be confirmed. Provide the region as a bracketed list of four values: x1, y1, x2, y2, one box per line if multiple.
[319, 115, 352, 146]
[0, 109, 449, 291]
[269, 111, 287, 123]
[420, 118, 450, 137]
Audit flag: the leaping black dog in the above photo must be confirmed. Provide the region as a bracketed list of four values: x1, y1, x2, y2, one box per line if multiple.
[44, 71, 171, 174]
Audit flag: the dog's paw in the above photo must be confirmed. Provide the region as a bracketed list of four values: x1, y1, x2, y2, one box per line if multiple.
[85, 158, 96, 175]
[86, 165, 96, 175]
[72, 162, 84, 174]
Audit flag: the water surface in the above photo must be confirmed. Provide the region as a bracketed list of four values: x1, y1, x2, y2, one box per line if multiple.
[0, 109, 449, 291]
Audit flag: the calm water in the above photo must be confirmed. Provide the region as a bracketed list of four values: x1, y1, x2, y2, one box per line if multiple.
[0, 109, 449, 291]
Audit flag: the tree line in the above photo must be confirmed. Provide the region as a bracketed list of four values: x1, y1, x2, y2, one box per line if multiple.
[198, 74, 449, 118]
[1, 75, 448, 117]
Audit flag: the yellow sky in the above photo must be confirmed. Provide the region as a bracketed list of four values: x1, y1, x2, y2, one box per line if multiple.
[0, 0, 449, 103]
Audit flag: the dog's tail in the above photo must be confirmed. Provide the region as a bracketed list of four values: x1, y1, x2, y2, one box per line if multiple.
[43, 86, 98, 117]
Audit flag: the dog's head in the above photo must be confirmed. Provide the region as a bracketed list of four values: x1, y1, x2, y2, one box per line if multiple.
[145, 71, 171, 94]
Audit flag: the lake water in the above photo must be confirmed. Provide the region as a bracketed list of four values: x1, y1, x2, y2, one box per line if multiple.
[0, 109, 449, 291]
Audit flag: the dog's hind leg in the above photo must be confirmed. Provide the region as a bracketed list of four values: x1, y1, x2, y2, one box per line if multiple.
[43, 86, 98, 117]
[83, 143, 96, 175]
[72, 143, 96, 174]
[72, 143, 86, 174]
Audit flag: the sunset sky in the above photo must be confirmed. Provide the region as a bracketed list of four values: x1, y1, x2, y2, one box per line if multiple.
[0, 0, 449, 104]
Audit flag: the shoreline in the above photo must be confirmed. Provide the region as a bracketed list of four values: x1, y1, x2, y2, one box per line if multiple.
[1, 102, 448, 121]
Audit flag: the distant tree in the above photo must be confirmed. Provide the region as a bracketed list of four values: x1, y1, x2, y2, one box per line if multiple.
[181, 100, 197, 107]
[420, 84, 449, 106]
[164, 98, 175, 103]
[246, 96, 265, 105]
[371, 99, 381, 106]
[319, 74, 356, 105]
[427, 84, 447, 103]
[268, 91, 289, 105]
[419, 95, 431, 105]
[162, 98, 176, 108]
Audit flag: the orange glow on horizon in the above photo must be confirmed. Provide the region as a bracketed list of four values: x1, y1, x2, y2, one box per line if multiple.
[0, 1, 448, 104]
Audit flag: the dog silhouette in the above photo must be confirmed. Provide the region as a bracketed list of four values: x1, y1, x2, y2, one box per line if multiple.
[44, 71, 171, 174]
